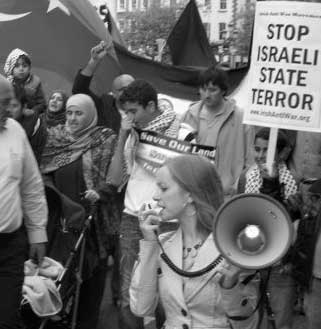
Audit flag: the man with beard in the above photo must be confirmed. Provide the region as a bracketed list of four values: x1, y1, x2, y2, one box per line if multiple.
[0, 74, 48, 328]
[181, 66, 254, 198]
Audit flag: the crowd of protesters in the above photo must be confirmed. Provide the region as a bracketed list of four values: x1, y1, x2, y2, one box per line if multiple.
[0, 41, 321, 329]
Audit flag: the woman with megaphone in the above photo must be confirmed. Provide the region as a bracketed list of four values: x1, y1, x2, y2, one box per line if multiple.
[130, 155, 260, 329]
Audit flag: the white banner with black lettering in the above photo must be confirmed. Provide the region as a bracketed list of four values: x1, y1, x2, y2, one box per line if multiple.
[244, 1, 321, 132]
[135, 130, 216, 175]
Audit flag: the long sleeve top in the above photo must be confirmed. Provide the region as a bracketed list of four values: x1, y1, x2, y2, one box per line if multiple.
[181, 99, 254, 197]
[130, 229, 259, 329]
[0, 118, 48, 243]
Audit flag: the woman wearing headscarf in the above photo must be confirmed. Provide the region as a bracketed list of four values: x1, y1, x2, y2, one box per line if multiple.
[42, 90, 68, 128]
[41, 94, 120, 329]
[130, 155, 260, 329]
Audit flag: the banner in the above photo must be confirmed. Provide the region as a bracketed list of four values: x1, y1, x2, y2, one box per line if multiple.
[135, 130, 216, 175]
[243, 1, 321, 132]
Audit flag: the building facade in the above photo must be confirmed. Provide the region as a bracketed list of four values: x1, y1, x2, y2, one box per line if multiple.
[90, 0, 253, 47]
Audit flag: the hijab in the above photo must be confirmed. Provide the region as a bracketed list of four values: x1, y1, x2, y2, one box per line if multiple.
[65, 93, 98, 138]
[41, 94, 102, 174]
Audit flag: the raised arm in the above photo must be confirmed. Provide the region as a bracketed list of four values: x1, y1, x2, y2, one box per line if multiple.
[106, 114, 133, 188]
[72, 41, 108, 103]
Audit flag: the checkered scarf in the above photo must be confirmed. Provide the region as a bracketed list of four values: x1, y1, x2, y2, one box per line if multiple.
[245, 163, 297, 200]
[124, 104, 179, 176]
[4, 48, 30, 82]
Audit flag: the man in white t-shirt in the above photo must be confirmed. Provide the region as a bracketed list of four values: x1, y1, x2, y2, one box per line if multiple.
[109, 79, 185, 329]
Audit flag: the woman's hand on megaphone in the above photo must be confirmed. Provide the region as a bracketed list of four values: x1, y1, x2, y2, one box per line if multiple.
[139, 203, 161, 241]
[215, 262, 254, 289]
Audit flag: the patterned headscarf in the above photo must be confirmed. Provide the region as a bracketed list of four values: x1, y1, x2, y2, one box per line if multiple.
[4, 48, 30, 82]
[41, 94, 101, 174]
[45, 90, 68, 127]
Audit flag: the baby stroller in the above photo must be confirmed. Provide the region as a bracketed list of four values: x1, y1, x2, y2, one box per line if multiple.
[21, 182, 96, 329]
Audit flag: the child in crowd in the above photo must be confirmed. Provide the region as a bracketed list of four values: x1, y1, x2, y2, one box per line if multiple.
[7, 94, 46, 164]
[4, 48, 46, 116]
[238, 127, 299, 329]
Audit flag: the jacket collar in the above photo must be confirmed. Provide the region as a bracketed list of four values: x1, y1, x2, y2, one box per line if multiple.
[162, 228, 223, 303]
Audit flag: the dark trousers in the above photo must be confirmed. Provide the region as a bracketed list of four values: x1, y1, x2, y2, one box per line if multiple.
[119, 213, 143, 329]
[0, 228, 28, 329]
[77, 259, 108, 329]
[106, 234, 120, 304]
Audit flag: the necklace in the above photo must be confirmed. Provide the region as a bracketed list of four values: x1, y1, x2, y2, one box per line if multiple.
[183, 241, 203, 259]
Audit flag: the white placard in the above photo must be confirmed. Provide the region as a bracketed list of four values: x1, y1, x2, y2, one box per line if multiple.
[244, 1, 321, 132]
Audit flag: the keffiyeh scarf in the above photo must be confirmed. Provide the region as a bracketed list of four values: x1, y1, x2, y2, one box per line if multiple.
[124, 103, 179, 174]
[4, 48, 30, 82]
[245, 163, 297, 199]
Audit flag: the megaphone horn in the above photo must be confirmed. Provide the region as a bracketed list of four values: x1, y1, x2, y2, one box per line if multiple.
[213, 193, 293, 270]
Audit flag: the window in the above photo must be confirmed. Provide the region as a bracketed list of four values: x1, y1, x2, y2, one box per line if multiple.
[131, 20, 137, 32]
[219, 22, 226, 40]
[132, 0, 137, 10]
[205, 0, 211, 10]
[119, 19, 125, 32]
[203, 23, 210, 39]
[142, 0, 148, 9]
[220, 0, 227, 10]
[119, 0, 125, 10]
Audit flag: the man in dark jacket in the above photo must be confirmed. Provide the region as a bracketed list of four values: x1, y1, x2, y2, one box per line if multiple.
[292, 179, 321, 329]
[72, 41, 134, 132]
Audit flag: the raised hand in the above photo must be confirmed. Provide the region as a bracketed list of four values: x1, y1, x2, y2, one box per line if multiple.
[90, 41, 108, 63]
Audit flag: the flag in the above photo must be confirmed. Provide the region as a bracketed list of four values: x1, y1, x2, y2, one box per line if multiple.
[0, 0, 122, 97]
[103, 11, 247, 103]
[114, 43, 248, 102]
[166, 0, 216, 67]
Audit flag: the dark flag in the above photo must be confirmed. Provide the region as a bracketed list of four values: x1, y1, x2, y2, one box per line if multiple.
[166, 0, 216, 67]
[0, 0, 122, 97]
[106, 10, 248, 102]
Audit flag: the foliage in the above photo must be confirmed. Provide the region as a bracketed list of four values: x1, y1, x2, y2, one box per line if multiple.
[120, 4, 180, 60]
[233, 1, 256, 57]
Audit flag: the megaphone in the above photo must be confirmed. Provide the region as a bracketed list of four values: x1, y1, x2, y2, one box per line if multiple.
[213, 193, 293, 270]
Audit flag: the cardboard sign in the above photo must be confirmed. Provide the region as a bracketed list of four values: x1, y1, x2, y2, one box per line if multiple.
[244, 1, 321, 132]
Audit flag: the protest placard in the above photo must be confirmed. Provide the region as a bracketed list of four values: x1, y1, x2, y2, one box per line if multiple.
[244, 1, 321, 132]
[135, 130, 216, 175]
